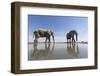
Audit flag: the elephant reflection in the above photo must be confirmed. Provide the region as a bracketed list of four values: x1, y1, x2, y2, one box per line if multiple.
[67, 43, 79, 57]
[33, 29, 55, 43]
[32, 43, 54, 60]
[66, 30, 78, 43]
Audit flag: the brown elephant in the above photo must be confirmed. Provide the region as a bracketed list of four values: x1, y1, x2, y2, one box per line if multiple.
[33, 29, 55, 43]
[66, 30, 78, 43]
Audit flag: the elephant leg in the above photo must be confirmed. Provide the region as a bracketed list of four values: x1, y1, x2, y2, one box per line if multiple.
[70, 39, 71, 43]
[72, 39, 73, 43]
[45, 38, 48, 43]
[69, 39, 71, 46]
[48, 37, 51, 43]
[34, 38, 38, 44]
[67, 39, 68, 43]
[68, 39, 70, 43]
[34, 40, 38, 46]
[33, 42, 38, 51]
[72, 38, 75, 43]
[72, 41, 75, 47]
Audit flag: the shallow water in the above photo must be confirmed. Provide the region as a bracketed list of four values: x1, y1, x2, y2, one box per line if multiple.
[28, 43, 88, 61]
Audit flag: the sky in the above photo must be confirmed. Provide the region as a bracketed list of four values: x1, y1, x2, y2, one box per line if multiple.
[28, 15, 88, 42]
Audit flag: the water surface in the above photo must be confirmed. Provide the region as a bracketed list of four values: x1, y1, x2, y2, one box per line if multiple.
[28, 43, 88, 61]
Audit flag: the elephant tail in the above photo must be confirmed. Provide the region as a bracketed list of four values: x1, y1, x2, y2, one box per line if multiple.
[76, 33, 78, 41]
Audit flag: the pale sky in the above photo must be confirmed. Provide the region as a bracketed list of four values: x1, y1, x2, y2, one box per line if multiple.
[28, 15, 88, 42]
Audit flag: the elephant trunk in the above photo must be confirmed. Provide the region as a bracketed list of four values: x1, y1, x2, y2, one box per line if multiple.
[33, 32, 35, 38]
[52, 34, 55, 43]
[33, 31, 37, 38]
[51, 32, 55, 43]
[76, 33, 78, 41]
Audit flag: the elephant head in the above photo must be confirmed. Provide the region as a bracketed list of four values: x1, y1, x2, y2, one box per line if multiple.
[33, 30, 40, 38]
[70, 30, 78, 41]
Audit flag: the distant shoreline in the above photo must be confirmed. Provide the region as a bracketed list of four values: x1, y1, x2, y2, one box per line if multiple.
[28, 42, 88, 44]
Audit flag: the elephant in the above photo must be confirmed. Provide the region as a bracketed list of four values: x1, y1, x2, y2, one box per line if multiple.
[33, 29, 55, 43]
[66, 30, 78, 43]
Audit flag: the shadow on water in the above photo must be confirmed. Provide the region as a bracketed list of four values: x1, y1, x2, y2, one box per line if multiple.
[66, 43, 79, 58]
[32, 43, 55, 60]
[28, 42, 88, 60]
